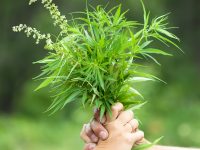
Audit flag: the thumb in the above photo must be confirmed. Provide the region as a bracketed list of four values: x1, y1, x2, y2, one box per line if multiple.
[91, 119, 108, 140]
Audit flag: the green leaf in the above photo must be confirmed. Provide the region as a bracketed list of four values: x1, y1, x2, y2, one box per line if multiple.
[114, 5, 121, 24]
[121, 100, 141, 106]
[92, 87, 100, 96]
[140, 40, 153, 49]
[82, 91, 88, 107]
[129, 87, 144, 99]
[97, 69, 105, 90]
[128, 101, 147, 111]
[140, 0, 146, 24]
[35, 77, 54, 91]
[62, 90, 81, 108]
[134, 136, 164, 150]
[131, 71, 166, 84]
[90, 94, 96, 105]
[128, 77, 155, 83]
[105, 100, 112, 117]
[33, 58, 55, 64]
[157, 28, 179, 41]
[155, 34, 182, 52]
[100, 105, 105, 121]
[95, 100, 102, 109]
[142, 53, 161, 65]
[141, 48, 172, 56]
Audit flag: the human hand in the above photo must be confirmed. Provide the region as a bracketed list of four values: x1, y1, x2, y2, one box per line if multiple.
[80, 108, 108, 150]
[80, 103, 123, 150]
[80, 103, 144, 150]
[95, 103, 144, 150]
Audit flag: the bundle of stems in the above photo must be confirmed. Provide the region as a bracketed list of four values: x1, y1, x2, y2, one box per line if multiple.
[13, 0, 180, 119]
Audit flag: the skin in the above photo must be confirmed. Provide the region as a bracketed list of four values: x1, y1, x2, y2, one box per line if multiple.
[80, 103, 200, 150]
[80, 102, 144, 150]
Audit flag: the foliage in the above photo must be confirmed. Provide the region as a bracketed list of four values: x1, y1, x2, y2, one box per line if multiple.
[12, 0, 180, 118]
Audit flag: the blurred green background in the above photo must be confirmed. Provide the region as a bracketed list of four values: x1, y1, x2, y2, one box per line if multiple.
[0, 0, 200, 149]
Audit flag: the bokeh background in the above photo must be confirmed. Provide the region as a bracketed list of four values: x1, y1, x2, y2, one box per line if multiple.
[0, 0, 200, 149]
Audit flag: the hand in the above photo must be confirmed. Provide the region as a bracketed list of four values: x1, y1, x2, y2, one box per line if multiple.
[95, 106, 144, 150]
[80, 103, 143, 150]
[80, 103, 124, 150]
[80, 104, 111, 150]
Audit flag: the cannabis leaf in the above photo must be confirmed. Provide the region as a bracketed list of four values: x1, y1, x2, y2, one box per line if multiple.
[13, 0, 180, 117]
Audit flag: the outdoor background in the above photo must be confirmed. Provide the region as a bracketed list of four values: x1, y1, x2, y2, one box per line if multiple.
[0, 0, 200, 149]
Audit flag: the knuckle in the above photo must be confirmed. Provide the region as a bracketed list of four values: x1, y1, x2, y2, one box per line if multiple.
[91, 120, 100, 131]
[124, 134, 134, 144]
[94, 125, 101, 131]
[139, 131, 144, 138]
[85, 124, 92, 135]
[133, 119, 139, 129]
[93, 126, 102, 135]
[136, 130, 144, 141]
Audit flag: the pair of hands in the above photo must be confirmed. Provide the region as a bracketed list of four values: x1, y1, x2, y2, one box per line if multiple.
[80, 103, 145, 150]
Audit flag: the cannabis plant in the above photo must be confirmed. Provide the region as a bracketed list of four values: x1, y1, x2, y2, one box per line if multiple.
[13, 0, 180, 119]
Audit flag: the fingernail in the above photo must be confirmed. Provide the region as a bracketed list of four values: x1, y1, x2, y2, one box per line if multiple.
[99, 131, 108, 140]
[91, 134, 98, 142]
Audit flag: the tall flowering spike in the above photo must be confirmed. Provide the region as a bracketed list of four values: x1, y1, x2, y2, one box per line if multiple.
[12, 24, 52, 45]
[29, 0, 68, 31]
[29, 0, 38, 5]
[30, 0, 68, 31]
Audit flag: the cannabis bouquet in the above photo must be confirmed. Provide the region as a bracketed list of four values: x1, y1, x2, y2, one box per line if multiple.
[13, 0, 180, 119]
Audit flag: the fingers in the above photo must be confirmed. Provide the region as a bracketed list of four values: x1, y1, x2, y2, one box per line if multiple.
[85, 123, 99, 142]
[117, 110, 134, 125]
[90, 119, 108, 140]
[124, 119, 139, 132]
[80, 123, 98, 143]
[94, 102, 123, 123]
[124, 122, 133, 133]
[84, 143, 96, 150]
[106, 102, 124, 122]
[80, 124, 92, 143]
[93, 108, 106, 123]
[127, 130, 144, 144]
[132, 130, 144, 143]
